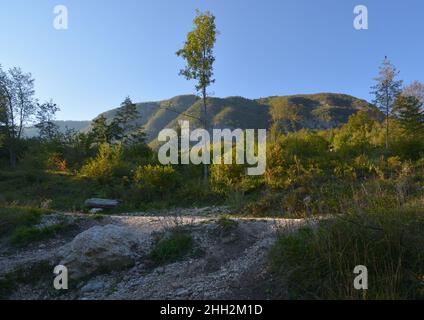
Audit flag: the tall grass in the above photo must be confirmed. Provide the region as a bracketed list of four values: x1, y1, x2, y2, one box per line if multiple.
[268, 207, 424, 299]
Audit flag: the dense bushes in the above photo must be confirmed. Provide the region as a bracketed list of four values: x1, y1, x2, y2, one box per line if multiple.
[264, 131, 329, 189]
[134, 164, 180, 200]
[79, 143, 127, 182]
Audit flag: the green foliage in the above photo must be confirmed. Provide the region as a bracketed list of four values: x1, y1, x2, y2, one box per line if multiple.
[0, 205, 71, 248]
[0, 170, 99, 211]
[0, 66, 38, 167]
[9, 223, 68, 247]
[391, 135, 424, 161]
[265, 131, 329, 189]
[122, 142, 154, 166]
[394, 95, 424, 138]
[35, 101, 60, 140]
[46, 152, 68, 171]
[269, 98, 304, 133]
[171, 178, 222, 207]
[210, 162, 245, 193]
[176, 10, 218, 181]
[242, 191, 284, 217]
[0, 205, 46, 236]
[332, 111, 381, 155]
[80, 143, 128, 182]
[90, 115, 110, 144]
[148, 229, 193, 266]
[133, 164, 180, 200]
[269, 208, 424, 299]
[110, 96, 145, 145]
[176, 10, 217, 94]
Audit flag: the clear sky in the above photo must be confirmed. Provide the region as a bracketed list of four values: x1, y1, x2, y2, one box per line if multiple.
[1, 0, 423, 120]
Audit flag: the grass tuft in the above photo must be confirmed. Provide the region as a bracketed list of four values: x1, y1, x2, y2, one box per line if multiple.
[9, 223, 68, 247]
[148, 229, 194, 266]
[217, 215, 238, 232]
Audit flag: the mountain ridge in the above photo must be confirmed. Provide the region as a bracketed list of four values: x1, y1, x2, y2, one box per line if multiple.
[26, 93, 380, 146]
[98, 92, 378, 148]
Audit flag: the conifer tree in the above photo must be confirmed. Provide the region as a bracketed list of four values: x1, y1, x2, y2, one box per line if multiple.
[371, 57, 403, 150]
[394, 95, 424, 137]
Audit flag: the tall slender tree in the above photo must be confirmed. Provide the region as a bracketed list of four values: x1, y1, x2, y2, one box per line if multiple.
[176, 10, 217, 181]
[371, 57, 403, 150]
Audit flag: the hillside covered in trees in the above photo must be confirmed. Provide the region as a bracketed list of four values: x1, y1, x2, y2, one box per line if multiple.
[91, 92, 378, 148]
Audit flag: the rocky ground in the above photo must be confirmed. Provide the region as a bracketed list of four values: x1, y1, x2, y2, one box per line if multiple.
[0, 207, 310, 300]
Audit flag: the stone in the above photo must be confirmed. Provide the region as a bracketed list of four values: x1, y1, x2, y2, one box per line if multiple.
[59, 224, 141, 280]
[175, 288, 189, 296]
[89, 208, 103, 214]
[81, 280, 106, 293]
[84, 198, 119, 208]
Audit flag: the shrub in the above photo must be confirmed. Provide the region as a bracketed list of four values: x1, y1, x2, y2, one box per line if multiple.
[174, 179, 222, 207]
[80, 143, 124, 182]
[46, 152, 68, 171]
[133, 164, 180, 200]
[332, 111, 380, 155]
[242, 190, 284, 217]
[352, 154, 378, 178]
[265, 132, 330, 189]
[148, 229, 193, 266]
[391, 136, 424, 161]
[122, 143, 154, 165]
[210, 162, 245, 193]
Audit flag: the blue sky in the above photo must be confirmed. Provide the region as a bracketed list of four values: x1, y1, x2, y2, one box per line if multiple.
[1, 0, 423, 120]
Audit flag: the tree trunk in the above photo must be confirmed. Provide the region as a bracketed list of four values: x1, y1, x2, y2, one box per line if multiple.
[202, 87, 209, 183]
[385, 92, 390, 151]
[385, 110, 389, 151]
[9, 148, 16, 168]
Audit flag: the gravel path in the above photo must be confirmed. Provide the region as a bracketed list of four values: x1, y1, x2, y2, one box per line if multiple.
[1, 211, 309, 300]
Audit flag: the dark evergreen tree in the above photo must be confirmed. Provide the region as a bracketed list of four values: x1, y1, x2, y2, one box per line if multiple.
[110, 96, 145, 144]
[394, 95, 424, 137]
[91, 114, 109, 144]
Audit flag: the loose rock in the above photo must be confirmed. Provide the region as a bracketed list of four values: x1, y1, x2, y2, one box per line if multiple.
[58, 224, 141, 280]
